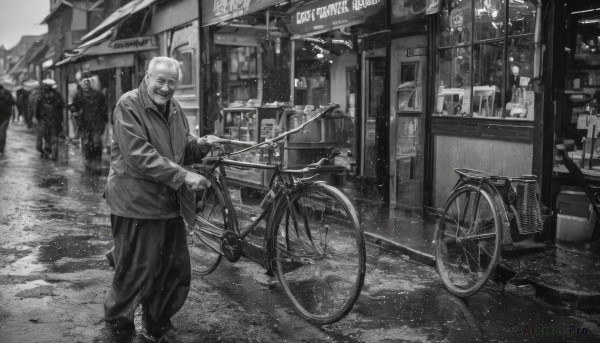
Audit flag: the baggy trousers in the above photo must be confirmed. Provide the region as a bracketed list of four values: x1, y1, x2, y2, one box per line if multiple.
[0, 118, 9, 153]
[104, 214, 191, 337]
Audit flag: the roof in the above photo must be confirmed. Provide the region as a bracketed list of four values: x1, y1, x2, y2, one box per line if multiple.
[8, 35, 47, 56]
[41, 0, 74, 24]
[25, 39, 49, 64]
[80, 0, 156, 43]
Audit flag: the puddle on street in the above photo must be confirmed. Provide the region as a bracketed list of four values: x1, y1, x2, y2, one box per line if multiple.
[0, 252, 46, 275]
[37, 175, 68, 194]
[5, 279, 53, 296]
[37, 234, 110, 263]
[49, 257, 109, 273]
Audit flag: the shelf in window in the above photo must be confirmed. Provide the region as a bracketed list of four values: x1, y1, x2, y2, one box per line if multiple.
[437, 43, 471, 50]
[568, 97, 593, 103]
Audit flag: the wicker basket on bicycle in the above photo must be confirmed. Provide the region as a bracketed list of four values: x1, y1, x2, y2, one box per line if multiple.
[455, 168, 544, 237]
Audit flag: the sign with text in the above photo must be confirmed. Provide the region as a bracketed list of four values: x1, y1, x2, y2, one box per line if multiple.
[288, 0, 385, 37]
[109, 36, 157, 50]
[202, 0, 287, 27]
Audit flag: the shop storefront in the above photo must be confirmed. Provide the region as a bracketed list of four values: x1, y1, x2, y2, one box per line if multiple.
[425, 0, 544, 213]
[549, 0, 600, 243]
[54, 0, 160, 139]
[200, 0, 389, 203]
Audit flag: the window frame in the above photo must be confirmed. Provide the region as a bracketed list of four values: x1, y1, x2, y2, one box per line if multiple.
[434, 0, 538, 121]
[172, 44, 195, 90]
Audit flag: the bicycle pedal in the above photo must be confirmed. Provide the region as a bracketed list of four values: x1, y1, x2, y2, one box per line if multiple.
[221, 231, 243, 262]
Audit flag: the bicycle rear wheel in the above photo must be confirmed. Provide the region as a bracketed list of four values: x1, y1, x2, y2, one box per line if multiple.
[435, 184, 501, 297]
[187, 171, 226, 276]
[269, 183, 365, 324]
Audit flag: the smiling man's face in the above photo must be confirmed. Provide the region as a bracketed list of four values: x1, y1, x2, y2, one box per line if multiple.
[145, 62, 179, 106]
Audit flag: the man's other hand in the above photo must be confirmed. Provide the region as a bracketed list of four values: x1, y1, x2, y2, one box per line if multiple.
[183, 172, 211, 191]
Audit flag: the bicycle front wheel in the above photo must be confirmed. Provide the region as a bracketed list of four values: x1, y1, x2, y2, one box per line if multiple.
[435, 184, 501, 297]
[188, 170, 226, 276]
[269, 183, 366, 324]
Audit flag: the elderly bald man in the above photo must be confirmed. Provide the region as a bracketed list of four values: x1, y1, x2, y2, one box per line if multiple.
[104, 56, 220, 342]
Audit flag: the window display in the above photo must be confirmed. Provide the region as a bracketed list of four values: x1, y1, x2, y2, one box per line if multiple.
[435, 0, 539, 120]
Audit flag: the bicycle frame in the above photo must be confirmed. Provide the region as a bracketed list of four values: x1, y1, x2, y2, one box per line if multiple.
[450, 175, 514, 246]
[195, 104, 340, 242]
[200, 156, 280, 241]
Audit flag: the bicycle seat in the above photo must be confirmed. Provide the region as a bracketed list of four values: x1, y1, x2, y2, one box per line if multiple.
[454, 168, 498, 179]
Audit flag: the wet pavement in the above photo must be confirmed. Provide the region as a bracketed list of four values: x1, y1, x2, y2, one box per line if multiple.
[357, 195, 600, 314]
[0, 121, 599, 342]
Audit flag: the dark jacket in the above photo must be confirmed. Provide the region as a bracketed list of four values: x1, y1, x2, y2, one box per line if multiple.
[0, 85, 14, 122]
[33, 85, 64, 133]
[71, 88, 108, 133]
[16, 88, 29, 108]
[105, 81, 205, 219]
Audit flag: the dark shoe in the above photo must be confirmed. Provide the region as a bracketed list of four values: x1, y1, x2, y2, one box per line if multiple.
[106, 249, 115, 268]
[159, 330, 184, 343]
[103, 322, 136, 343]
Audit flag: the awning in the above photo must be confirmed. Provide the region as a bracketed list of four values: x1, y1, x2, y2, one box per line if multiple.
[55, 28, 157, 67]
[80, 54, 136, 72]
[78, 29, 114, 49]
[41, 0, 73, 24]
[287, 0, 386, 39]
[80, 0, 156, 43]
[201, 0, 287, 27]
[149, 0, 198, 34]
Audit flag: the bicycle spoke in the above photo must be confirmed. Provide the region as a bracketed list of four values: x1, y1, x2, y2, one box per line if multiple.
[187, 172, 224, 276]
[195, 215, 223, 234]
[436, 185, 500, 297]
[273, 185, 364, 324]
[194, 230, 223, 255]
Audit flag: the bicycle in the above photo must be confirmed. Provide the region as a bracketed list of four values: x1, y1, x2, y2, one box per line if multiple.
[434, 168, 547, 297]
[180, 104, 366, 324]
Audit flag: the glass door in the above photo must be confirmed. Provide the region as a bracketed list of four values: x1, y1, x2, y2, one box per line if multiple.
[362, 56, 386, 185]
[390, 36, 427, 212]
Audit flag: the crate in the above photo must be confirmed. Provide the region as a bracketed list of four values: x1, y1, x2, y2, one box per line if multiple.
[556, 189, 591, 218]
[556, 213, 595, 242]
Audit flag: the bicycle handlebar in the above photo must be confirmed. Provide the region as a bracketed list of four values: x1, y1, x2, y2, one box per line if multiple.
[283, 151, 341, 174]
[222, 104, 340, 156]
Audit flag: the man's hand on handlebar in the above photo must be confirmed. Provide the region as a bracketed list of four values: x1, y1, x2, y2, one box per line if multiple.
[183, 172, 211, 191]
[196, 134, 230, 153]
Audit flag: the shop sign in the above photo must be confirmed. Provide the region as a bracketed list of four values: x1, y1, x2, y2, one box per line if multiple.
[202, 0, 287, 27]
[288, 0, 385, 37]
[109, 37, 156, 50]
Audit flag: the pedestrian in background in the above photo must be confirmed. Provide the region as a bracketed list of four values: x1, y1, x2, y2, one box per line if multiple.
[16, 87, 30, 128]
[70, 72, 108, 172]
[33, 79, 64, 160]
[104, 56, 221, 343]
[0, 83, 15, 156]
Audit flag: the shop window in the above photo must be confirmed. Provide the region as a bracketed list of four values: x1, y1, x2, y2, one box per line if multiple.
[435, 0, 539, 120]
[172, 47, 194, 88]
[211, 45, 261, 108]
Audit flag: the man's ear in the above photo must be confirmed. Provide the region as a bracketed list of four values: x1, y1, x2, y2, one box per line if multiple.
[144, 72, 150, 83]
